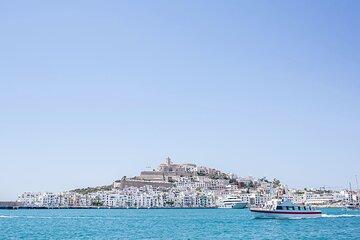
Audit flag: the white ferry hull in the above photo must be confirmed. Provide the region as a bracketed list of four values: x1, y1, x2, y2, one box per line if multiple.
[251, 209, 322, 219]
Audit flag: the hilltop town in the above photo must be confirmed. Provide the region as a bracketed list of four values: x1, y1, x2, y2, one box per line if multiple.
[17, 157, 359, 209]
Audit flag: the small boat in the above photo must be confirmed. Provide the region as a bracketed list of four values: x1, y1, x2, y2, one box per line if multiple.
[346, 202, 360, 210]
[250, 198, 322, 219]
[345, 182, 360, 210]
[218, 196, 247, 209]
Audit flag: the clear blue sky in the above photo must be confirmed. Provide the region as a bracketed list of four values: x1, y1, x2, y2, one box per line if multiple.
[1, 0, 359, 200]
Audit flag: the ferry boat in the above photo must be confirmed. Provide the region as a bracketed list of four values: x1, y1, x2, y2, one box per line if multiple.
[218, 196, 247, 209]
[250, 198, 322, 219]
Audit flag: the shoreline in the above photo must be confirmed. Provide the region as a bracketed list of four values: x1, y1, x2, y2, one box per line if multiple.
[0, 206, 219, 210]
[0, 206, 345, 210]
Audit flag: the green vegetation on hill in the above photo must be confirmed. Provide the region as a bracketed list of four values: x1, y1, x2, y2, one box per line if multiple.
[70, 185, 112, 195]
[197, 172, 231, 180]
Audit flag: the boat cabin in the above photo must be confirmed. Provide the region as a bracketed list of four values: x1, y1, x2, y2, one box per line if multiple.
[265, 199, 314, 211]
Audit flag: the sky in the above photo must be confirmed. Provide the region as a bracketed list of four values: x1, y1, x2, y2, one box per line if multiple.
[0, 0, 359, 200]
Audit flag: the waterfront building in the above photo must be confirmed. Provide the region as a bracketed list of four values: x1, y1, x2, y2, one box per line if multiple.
[17, 158, 350, 209]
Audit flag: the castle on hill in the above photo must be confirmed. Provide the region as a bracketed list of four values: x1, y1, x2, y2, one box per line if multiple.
[113, 157, 225, 189]
[140, 157, 223, 181]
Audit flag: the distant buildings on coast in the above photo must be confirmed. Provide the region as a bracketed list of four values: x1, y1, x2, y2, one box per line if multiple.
[16, 157, 360, 209]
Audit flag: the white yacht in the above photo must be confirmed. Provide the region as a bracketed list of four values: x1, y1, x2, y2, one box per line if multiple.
[218, 196, 247, 209]
[250, 198, 322, 219]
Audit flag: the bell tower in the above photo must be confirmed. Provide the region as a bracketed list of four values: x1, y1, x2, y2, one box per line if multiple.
[166, 157, 171, 166]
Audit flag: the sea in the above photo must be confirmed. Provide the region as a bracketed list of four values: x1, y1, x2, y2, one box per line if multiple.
[1, 208, 359, 239]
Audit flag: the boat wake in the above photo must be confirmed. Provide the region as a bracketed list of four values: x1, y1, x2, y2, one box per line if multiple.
[322, 214, 360, 218]
[0, 215, 119, 219]
[0, 215, 49, 219]
[286, 217, 307, 220]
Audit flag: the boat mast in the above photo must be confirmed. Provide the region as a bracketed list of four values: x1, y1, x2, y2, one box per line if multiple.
[349, 182, 353, 203]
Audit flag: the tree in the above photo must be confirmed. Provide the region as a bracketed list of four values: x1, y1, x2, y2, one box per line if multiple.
[272, 178, 281, 187]
[247, 181, 255, 188]
[259, 177, 268, 183]
[92, 196, 103, 207]
[166, 200, 174, 207]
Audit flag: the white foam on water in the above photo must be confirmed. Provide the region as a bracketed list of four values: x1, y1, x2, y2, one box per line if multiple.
[0, 215, 22, 218]
[322, 214, 360, 218]
[287, 217, 305, 220]
[0, 215, 40, 219]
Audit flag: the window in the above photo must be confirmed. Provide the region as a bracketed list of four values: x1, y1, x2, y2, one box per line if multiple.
[276, 206, 283, 210]
[304, 206, 307, 210]
[286, 206, 289, 210]
[309, 207, 312, 210]
[292, 206, 295, 210]
[298, 206, 301, 210]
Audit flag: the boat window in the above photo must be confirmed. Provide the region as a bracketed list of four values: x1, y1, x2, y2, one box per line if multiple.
[298, 206, 301, 210]
[291, 206, 295, 210]
[286, 206, 289, 210]
[309, 206, 312, 210]
[276, 206, 283, 210]
[304, 206, 307, 210]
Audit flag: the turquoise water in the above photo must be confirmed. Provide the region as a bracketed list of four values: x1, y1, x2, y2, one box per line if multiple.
[1, 208, 360, 239]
